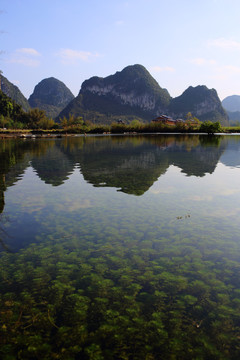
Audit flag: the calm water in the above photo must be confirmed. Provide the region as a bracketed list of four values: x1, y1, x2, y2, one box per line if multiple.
[1, 134, 240, 359]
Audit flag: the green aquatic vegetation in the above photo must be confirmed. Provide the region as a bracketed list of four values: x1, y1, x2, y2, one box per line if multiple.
[1, 235, 240, 359]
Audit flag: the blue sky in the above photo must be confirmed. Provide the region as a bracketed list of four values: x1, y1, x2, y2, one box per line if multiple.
[1, 0, 240, 100]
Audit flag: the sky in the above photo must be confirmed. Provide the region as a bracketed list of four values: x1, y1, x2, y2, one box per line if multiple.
[1, 0, 240, 100]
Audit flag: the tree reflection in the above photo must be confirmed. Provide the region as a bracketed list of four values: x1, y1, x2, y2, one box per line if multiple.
[0, 134, 230, 198]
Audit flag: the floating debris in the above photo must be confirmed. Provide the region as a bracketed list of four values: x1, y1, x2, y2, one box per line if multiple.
[176, 214, 191, 220]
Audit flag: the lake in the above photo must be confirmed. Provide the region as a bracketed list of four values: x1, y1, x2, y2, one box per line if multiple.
[1, 134, 240, 359]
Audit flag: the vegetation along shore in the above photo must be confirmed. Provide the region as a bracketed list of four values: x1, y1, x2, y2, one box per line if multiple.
[0, 87, 239, 136]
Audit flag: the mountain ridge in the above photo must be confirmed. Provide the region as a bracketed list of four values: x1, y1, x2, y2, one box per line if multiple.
[58, 64, 172, 123]
[59, 65, 228, 125]
[1, 65, 229, 125]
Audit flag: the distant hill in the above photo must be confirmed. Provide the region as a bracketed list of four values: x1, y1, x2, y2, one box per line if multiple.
[222, 95, 240, 125]
[169, 85, 229, 126]
[59, 65, 228, 125]
[225, 110, 240, 126]
[28, 77, 74, 119]
[58, 64, 171, 123]
[222, 95, 240, 112]
[0, 75, 30, 112]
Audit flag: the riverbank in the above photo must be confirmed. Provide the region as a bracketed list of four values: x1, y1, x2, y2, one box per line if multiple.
[0, 131, 239, 138]
[0, 125, 240, 138]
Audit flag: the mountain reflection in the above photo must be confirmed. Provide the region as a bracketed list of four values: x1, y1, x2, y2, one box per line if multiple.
[0, 134, 232, 198]
[31, 143, 75, 186]
[219, 135, 240, 167]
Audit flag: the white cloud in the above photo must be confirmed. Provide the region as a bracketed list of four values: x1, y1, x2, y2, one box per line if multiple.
[188, 56, 240, 81]
[208, 38, 240, 50]
[220, 65, 240, 74]
[9, 57, 40, 67]
[189, 195, 213, 202]
[16, 48, 41, 56]
[8, 48, 41, 67]
[189, 58, 216, 66]
[57, 48, 100, 64]
[220, 188, 240, 196]
[212, 65, 240, 80]
[150, 186, 176, 194]
[150, 66, 175, 73]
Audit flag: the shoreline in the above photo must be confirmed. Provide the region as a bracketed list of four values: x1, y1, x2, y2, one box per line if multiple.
[0, 131, 240, 138]
[1, 125, 240, 138]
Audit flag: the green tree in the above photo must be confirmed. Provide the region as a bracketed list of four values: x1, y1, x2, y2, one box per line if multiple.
[200, 121, 222, 134]
[186, 112, 194, 121]
[25, 108, 48, 129]
[130, 119, 143, 128]
[37, 117, 56, 130]
[59, 116, 68, 128]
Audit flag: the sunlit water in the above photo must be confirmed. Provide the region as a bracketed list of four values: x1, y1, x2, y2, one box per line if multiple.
[1, 134, 240, 359]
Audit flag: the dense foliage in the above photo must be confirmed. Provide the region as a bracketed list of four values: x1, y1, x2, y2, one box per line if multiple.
[1, 75, 30, 112]
[199, 121, 222, 134]
[0, 90, 26, 128]
[0, 91, 57, 130]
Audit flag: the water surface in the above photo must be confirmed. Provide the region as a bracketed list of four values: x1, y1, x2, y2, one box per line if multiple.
[1, 134, 240, 359]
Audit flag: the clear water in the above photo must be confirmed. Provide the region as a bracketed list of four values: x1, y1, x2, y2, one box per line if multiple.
[1, 134, 240, 359]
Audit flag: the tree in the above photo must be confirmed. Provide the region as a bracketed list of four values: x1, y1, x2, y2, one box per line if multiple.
[185, 112, 200, 129]
[130, 119, 143, 127]
[59, 116, 68, 128]
[186, 112, 194, 121]
[37, 117, 56, 130]
[60, 115, 84, 129]
[25, 108, 48, 129]
[199, 121, 222, 134]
